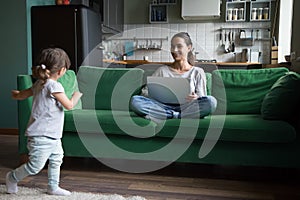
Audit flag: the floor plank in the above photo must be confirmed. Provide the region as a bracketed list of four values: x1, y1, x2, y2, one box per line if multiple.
[0, 134, 300, 200]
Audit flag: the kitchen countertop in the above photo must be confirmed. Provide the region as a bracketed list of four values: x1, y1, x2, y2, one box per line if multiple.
[214, 62, 260, 66]
[103, 59, 260, 66]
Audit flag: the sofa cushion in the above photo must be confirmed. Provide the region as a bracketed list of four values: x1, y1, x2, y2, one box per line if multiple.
[77, 66, 144, 110]
[212, 68, 289, 114]
[261, 71, 300, 120]
[155, 114, 296, 143]
[58, 70, 82, 110]
[64, 109, 157, 137]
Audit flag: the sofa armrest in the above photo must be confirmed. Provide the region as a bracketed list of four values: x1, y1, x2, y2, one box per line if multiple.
[17, 75, 33, 154]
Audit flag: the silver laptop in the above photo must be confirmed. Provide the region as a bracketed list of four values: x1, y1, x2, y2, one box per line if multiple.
[147, 76, 190, 104]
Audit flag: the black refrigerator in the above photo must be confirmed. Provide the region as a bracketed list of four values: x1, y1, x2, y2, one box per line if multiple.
[31, 5, 102, 72]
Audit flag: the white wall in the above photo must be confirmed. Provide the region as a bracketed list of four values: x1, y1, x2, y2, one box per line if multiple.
[278, 0, 293, 62]
[103, 22, 271, 64]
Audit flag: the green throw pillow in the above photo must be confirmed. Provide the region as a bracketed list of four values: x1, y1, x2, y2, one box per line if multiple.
[58, 70, 82, 110]
[261, 72, 300, 120]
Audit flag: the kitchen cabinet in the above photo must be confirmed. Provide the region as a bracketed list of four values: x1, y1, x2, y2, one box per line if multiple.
[100, 0, 124, 33]
[149, 4, 168, 23]
[250, 0, 271, 21]
[226, 1, 246, 22]
[225, 0, 271, 22]
[182, 0, 221, 20]
[149, 0, 177, 23]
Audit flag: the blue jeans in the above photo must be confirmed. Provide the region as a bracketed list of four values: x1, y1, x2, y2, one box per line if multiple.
[11, 136, 64, 191]
[130, 95, 217, 119]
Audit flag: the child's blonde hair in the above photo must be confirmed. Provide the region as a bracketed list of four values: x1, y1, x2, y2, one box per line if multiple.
[32, 48, 71, 85]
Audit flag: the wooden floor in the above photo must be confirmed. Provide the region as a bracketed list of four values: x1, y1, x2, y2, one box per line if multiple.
[0, 134, 300, 200]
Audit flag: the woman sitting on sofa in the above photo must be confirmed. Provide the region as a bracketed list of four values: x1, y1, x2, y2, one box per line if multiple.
[130, 32, 217, 122]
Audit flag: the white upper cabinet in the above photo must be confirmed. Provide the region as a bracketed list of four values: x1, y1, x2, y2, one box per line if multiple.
[181, 0, 221, 20]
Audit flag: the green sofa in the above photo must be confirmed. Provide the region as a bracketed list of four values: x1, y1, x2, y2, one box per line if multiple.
[17, 66, 300, 170]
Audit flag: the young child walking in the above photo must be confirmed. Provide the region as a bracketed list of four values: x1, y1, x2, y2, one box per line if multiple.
[7, 48, 82, 196]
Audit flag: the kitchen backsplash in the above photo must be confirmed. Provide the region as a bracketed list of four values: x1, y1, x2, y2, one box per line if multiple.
[102, 22, 271, 64]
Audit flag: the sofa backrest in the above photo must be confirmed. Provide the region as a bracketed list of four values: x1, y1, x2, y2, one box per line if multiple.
[212, 67, 289, 114]
[134, 63, 164, 85]
[77, 66, 144, 110]
[17, 75, 34, 148]
[58, 70, 82, 110]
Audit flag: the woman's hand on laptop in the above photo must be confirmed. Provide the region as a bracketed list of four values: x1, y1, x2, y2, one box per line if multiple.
[186, 92, 198, 102]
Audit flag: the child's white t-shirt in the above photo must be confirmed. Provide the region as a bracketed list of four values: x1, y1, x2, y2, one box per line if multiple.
[26, 79, 65, 139]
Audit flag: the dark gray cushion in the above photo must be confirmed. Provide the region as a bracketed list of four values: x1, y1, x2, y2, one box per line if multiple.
[261, 72, 300, 120]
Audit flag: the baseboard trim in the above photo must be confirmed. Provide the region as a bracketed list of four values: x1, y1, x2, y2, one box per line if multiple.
[0, 128, 18, 135]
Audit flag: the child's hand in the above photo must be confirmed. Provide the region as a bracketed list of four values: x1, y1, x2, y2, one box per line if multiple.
[11, 88, 33, 100]
[11, 90, 20, 99]
[53, 91, 82, 110]
[70, 91, 82, 109]
[72, 91, 83, 99]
